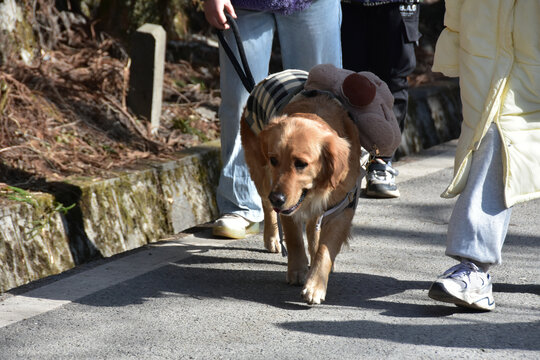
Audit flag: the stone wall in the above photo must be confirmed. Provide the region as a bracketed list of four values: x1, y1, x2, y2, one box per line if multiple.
[0, 141, 220, 293]
[397, 80, 462, 159]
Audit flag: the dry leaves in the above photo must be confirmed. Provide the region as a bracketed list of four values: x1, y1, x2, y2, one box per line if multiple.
[0, 9, 220, 185]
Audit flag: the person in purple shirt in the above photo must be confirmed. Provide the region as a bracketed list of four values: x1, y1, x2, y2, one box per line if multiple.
[204, 0, 342, 240]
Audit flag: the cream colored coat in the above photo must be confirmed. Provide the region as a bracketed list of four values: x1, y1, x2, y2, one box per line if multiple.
[433, 0, 540, 207]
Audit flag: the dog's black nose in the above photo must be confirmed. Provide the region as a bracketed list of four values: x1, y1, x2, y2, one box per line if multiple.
[268, 191, 286, 208]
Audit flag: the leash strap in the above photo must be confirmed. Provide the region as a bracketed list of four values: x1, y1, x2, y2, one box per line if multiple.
[277, 216, 288, 257]
[216, 13, 255, 93]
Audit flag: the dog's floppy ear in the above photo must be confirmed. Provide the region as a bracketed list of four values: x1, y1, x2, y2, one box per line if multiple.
[257, 118, 279, 165]
[257, 130, 271, 166]
[320, 134, 350, 189]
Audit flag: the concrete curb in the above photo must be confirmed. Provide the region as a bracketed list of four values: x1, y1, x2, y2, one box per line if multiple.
[0, 81, 461, 293]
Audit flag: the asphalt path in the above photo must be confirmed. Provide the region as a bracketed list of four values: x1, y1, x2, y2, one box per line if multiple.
[0, 141, 538, 359]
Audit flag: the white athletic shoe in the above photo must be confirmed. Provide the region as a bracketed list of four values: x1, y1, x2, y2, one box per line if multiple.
[428, 261, 495, 311]
[212, 213, 259, 239]
[365, 157, 400, 198]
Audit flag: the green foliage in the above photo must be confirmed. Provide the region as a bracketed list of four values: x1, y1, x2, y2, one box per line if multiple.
[1, 185, 76, 239]
[2, 185, 38, 207]
[174, 76, 206, 91]
[101, 144, 118, 154]
[172, 116, 209, 142]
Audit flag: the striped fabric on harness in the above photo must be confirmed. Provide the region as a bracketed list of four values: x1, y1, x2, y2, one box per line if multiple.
[244, 69, 309, 134]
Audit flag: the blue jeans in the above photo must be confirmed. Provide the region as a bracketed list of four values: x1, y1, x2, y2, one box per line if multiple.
[216, 0, 342, 222]
[446, 124, 512, 267]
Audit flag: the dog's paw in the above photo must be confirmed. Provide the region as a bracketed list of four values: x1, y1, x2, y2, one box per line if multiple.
[286, 267, 308, 285]
[301, 283, 327, 305]
[264, 236, 281, 253]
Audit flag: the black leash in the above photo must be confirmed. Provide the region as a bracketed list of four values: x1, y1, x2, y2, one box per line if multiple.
[216, 13, 256, 93]
[277, 216, 288, 257]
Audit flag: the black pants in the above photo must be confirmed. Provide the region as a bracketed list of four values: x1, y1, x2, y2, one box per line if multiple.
[341, 2, 420, 136]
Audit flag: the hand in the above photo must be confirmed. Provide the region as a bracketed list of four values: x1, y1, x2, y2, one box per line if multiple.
[203, 0, 237, 30]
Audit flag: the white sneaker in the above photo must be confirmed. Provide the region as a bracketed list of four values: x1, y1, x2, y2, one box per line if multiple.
[365, 157, 400, 198]
[428, 261, 495, 311]
[212, 213, 259, 239]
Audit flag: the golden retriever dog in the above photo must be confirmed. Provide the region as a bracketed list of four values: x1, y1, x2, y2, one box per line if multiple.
[240, 91, 361, 305]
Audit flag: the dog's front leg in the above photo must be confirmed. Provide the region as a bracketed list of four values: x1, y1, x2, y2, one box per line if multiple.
[280, 215, 308, 285]
[302, 209, 353, 304]
[305, 217, 320, 267]
[262, 200, 280, 253]
[301, 245, 332, 304]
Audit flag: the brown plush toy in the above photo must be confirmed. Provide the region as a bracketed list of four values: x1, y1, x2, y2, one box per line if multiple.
[304, 64, 401, 157]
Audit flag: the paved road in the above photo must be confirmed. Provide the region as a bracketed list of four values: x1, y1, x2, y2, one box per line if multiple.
[0, 141, 538, 359]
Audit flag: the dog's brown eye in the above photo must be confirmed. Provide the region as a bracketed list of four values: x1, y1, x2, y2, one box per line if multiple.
[294, 159, 308, 170]
[269, 157, 278, 166]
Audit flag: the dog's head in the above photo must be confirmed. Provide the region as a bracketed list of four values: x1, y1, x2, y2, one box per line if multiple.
[258, 113, 351, 217]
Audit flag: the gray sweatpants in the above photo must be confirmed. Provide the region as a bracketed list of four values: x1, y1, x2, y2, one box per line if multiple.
[446, 124, 512, 268]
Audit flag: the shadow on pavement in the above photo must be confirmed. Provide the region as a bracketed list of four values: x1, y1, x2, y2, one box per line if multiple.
[67, 249, 538, 352]
[277, 319, 540, 350]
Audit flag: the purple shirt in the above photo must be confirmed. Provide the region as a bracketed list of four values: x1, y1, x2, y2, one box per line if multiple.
[231, 0, 313, 15]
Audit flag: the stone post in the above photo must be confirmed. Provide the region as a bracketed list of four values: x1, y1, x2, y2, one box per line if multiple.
[127, 23, 166, 134]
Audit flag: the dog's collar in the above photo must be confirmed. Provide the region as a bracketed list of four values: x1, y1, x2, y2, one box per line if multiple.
[315, 177, 361, 232]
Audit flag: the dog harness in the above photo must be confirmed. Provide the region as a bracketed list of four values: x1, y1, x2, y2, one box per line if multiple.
[244, 69, 308, 134]
[315, 177, 361, 231]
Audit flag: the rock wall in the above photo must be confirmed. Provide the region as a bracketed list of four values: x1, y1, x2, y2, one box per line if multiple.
[0, 141, 220, 293]
[397, 80, 462, 159]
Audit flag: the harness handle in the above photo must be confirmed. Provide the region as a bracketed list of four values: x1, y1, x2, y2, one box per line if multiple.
[216, 12, 255, 93]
